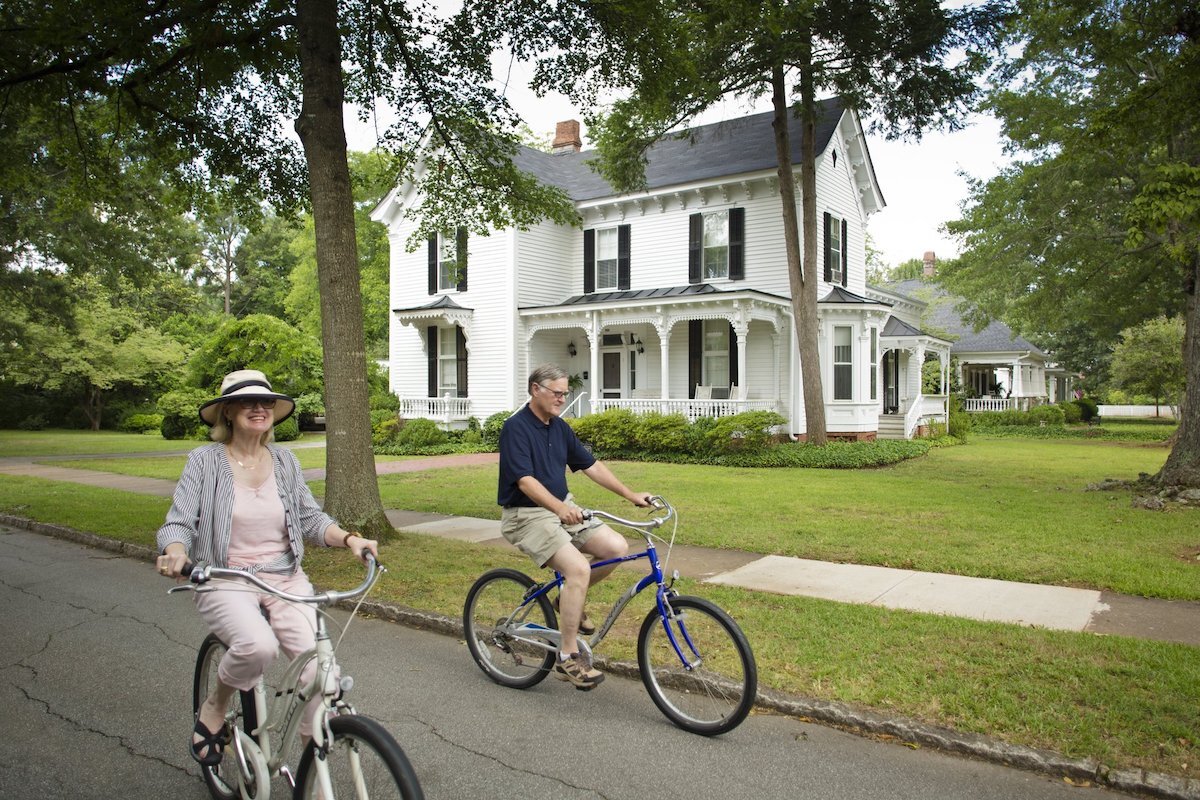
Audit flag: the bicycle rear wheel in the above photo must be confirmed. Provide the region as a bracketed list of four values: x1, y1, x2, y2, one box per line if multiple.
[637, 595, 757, 736]
[294, 714, 423, 799]
[463, 568, 557, 689]
[193, 633, 259, 800]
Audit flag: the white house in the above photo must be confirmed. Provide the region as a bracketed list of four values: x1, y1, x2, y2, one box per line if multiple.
[372, 97, 950, 440]
[867, 253, 1074, 412]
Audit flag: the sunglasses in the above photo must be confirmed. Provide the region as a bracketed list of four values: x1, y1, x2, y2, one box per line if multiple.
[233, 398, 277, 410]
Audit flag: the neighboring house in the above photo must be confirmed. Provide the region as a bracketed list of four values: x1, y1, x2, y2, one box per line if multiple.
[867, 253, 1074, 412]
[372, 97, 950, 440]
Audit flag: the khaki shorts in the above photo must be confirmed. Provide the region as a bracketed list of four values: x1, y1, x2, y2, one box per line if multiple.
[500, 495, 603, 568]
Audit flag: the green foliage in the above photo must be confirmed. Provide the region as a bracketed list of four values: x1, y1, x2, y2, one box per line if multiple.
[119, 413, 164, 434]
[973, 406, 1066, 429]
[188, 314, 324, 399]
[17, 414, 47, 431]
[274, 415, 301, 442]
[948, 407, 973, 441]
[482, 411, 513, 449]
[707, 411, 788, 454]
[1059, 401, 1082, 424]
[367, 361, 399, 412]
[294, 392, 325, 430]
[371, 410, 399, 447]
[157, 388, 209, 441]
[1110, 316, 1185, 408]
[569, 408, 639, 452]
[1073, 397, 1099, 423]
[630, 412, 690, 452]
[394, 418, 448, 449]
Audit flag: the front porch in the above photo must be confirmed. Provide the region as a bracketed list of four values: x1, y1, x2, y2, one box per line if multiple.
[591, 396, 780, 422]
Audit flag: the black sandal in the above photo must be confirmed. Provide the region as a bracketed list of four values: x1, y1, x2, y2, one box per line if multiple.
[190, 718, 229, 767]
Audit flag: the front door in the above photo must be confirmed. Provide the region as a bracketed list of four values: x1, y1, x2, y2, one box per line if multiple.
[883, 351, 899, 414]
[601, 351, 623, 399]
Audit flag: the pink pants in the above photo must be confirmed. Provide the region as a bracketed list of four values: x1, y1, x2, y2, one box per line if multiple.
[194, 569, 328, 737]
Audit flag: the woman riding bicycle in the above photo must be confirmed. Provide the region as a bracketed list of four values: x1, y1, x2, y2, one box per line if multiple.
[154, 369, 379, 767]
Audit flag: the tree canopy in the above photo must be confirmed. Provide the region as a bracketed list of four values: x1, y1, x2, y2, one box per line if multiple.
[942, 0, 1200, 486]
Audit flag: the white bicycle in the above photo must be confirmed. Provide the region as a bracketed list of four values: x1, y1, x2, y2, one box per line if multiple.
[170, 555, 423, 800]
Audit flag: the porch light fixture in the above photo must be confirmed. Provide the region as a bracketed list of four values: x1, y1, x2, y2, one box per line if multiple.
[567, 341, 577, 357]
[634, 337, 644, 354]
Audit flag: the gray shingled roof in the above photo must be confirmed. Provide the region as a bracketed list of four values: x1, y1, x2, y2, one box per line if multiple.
[885, 279, 1048, 357]
[392, 295, 471, 313]
[513, 97, 847, 202]
[819, 285, 889, 306]
[882, 316, 925, 337]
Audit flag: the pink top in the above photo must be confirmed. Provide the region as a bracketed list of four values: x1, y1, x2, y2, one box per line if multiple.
[227, 470, 289, 569]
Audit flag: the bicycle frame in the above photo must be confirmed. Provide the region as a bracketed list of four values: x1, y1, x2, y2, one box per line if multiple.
[501, 499, 703, 672]
[175, 557, 381, 798]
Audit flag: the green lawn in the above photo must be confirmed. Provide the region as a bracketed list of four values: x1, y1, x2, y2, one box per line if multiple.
[327, 435, 1196, 600]
[0, 429, 1196, 781]
[0, 428, 327, 457]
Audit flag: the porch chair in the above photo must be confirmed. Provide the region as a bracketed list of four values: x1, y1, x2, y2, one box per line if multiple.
[694, 384, 711, 400]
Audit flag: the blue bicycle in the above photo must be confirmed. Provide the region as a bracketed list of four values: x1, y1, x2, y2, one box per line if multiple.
[463, 496, 757, 735]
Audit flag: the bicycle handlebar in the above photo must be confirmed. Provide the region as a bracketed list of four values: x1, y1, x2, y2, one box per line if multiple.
[169, 553, 381, 605]
[581, 494, 674, 531]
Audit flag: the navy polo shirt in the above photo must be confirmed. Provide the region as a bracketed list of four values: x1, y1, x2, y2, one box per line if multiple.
[497, 404, 596, 507]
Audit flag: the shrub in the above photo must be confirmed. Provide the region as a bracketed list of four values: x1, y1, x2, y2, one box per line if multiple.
[570, 407, 638, 453]
[294, 392, 325, 430]
[1073, 396, 1099, 422]
[1027, 404, 1065, 426]
[948, 408, 972, 441]
[120, 413, 164, 434]
[394, 417, 448, 448]
[274, 415, 301, 442]
[157, 388, 209, 440]
[17, 414, 47, 431]
[482, 410, 512, 449]
[706, 411, 787, 454]
[631, 412, 690, 452]
[371, 410, 399, 447]
[1059, 401, 1082, 424]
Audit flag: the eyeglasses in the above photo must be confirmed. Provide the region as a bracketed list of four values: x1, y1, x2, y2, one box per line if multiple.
[234, 398, 277, 410]
[536, 384, 569, 401]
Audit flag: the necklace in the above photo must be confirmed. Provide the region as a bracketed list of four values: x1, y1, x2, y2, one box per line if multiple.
[228, 447, 263, 470]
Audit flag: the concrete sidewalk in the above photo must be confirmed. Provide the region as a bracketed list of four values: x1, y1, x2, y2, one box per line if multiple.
[4, 450, 1199, 647]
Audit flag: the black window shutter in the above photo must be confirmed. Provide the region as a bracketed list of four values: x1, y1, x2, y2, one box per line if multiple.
[455, 326, 468, 398]
[688, 320, 702, 396]
[426, 326, 438, 397]
[728, 208, 744, 280]
[728, 322, 738, 386]
[427, 236, 438, 295]
[822, 213, 832, 283]
[617, 224, 631, 290]
[688, 213, 702, 284]
[583, 229, 596, 294]
[456, 227, 468, 292]
[840, 218, 848, 287]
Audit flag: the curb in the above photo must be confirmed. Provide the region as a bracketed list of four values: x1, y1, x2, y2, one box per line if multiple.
[3, 513, 1197, 800]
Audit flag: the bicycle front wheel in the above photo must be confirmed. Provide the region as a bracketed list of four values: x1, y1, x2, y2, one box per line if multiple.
[193, 634, 259, 800]
[637, 595, 757, 736]
[463, 568, 557, 689]
[294, 714, 423, 800]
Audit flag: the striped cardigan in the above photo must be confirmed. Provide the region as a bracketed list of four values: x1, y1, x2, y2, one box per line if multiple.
[156, 443, 336, 569]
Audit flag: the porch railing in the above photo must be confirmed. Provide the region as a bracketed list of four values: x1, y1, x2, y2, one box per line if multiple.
[398, 395, 471, 424]
[592, 397, 777, 423]
[961, 396, 1045, 413]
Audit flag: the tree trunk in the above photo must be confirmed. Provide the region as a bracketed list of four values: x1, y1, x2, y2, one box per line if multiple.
[1156, 247, 1200, 487]
[772, 63, 827, 444]
[293, 0, 393, 538]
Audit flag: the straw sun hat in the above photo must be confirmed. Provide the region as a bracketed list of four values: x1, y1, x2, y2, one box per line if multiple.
[198, 369, 296, 427]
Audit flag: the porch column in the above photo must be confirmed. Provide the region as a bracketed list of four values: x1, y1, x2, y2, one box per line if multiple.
[734, 321, 749, 394]
[658, 324, 669, 408]
[589, 311, 601, 404]
[772, 332, 782, 403]
[1011, 359, 1023, 397]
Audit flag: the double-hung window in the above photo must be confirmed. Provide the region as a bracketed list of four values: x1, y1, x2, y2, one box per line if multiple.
[595, 227, 619, 291]
[702, 210, 729, 280]
[437, 232, 460, 292]
[828, 215, 843, 285]
[869, 328, 878, 401]
[833, 326, 853, 400]
[703, 320, 730, 386]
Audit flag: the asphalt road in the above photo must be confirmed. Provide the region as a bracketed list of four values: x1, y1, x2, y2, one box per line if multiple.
[0, 526, 1132, 800]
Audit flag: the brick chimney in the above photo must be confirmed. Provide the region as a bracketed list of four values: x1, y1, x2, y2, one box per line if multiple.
[551, 120, 582, 154]
[923, 251, 936, 278]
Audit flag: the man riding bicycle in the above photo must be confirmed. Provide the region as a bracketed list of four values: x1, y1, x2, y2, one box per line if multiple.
[497, 364, 652, 689]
